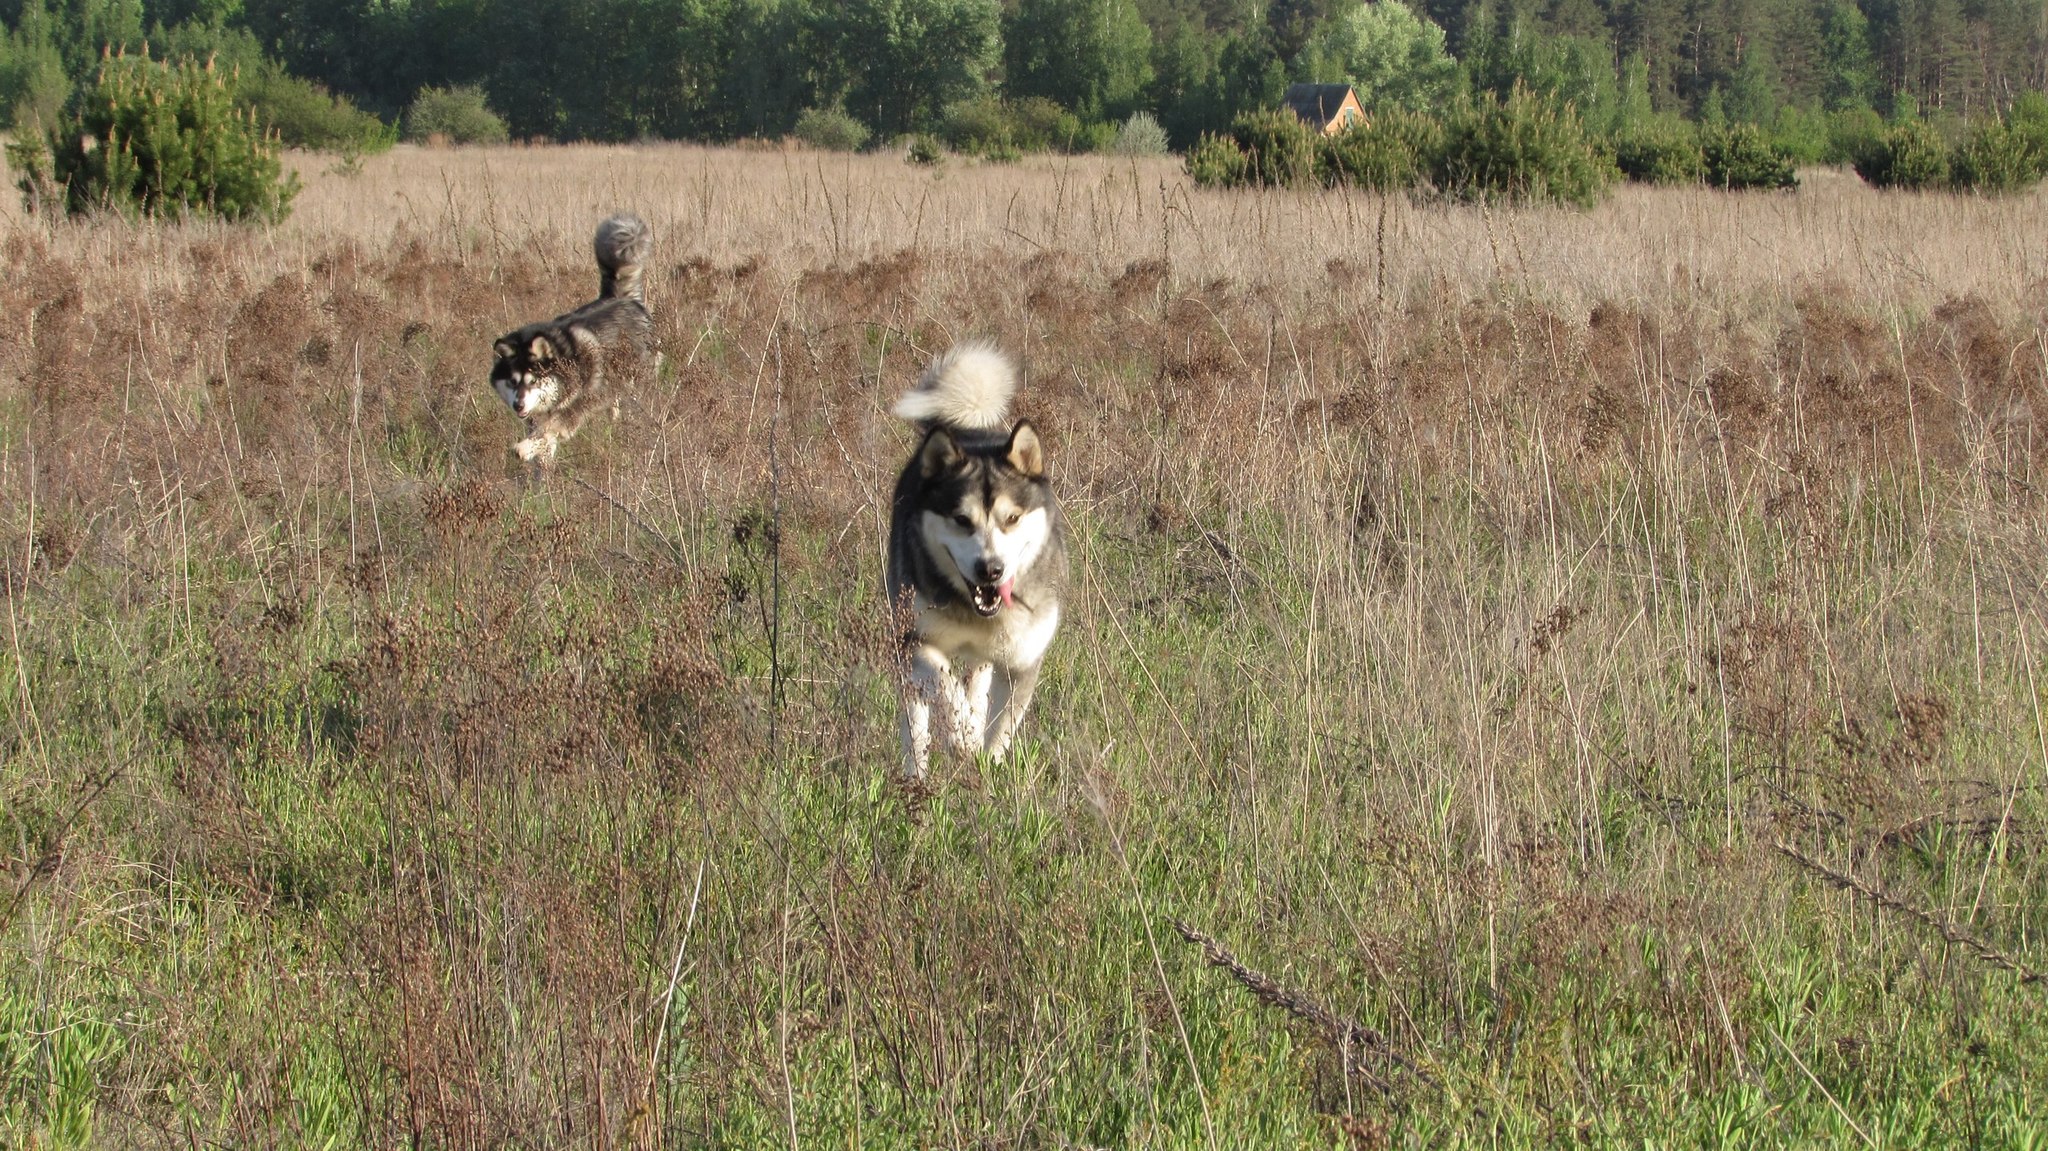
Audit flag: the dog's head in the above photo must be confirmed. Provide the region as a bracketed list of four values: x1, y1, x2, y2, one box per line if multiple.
[911, 422, 1055, 617]
[490, 328, 576, 418]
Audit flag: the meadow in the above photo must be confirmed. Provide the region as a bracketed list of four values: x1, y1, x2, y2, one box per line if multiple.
[3, 142, 2047, 1148]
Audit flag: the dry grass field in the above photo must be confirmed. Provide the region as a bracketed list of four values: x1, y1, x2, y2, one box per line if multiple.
[4, 141, 2048, 1147]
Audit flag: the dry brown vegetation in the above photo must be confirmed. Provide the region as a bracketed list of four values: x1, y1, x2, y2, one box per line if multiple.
[3, 144, 2047, 1146]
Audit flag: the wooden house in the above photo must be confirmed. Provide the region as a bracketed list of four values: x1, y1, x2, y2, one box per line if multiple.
[1281, 83, 1365, 134]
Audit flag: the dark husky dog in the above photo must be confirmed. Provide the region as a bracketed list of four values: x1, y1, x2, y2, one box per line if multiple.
[887, 342, 1068, 778]
[490, 214, 653, 462]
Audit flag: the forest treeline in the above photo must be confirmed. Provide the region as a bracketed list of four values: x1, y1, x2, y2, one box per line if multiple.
[2, 0, 2045, 150]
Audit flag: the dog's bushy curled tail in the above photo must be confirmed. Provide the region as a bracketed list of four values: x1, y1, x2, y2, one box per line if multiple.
[893, 341, 1017, 431]
[595, 214, 651, 303]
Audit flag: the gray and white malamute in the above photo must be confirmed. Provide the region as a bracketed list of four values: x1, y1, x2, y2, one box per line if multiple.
[888, 342, 1067, 778]
[490, 214, 653, 462]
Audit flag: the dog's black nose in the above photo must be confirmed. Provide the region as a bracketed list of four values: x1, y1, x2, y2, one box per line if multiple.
[977, 559, 1005, 583]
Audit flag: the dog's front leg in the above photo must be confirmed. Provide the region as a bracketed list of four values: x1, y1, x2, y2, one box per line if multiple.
[901, 644, 971, 777]
[983, 661, 1042, 761]
[514, 422, 558, 462]
[899, 693, 933, 779]
[956, 663, 994, 756]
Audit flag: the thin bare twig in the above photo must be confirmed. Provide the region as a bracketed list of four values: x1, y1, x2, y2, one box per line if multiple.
[1773, 841, 2045, 986]
[570, 476, 689, 571]
[2, 753, 139, 930]
[1170, 920, 1436, 1095]
[1764, 1022, 1877, 1149]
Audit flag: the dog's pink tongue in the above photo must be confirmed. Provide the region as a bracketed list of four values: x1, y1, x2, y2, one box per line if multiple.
[998, 579, 1015, 606]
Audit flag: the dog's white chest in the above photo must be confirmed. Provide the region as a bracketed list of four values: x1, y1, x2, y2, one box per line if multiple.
[916, 597, 1060, 670]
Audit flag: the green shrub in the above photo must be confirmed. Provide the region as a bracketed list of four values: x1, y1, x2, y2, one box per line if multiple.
[404, 85, 508, 145]
[13, 50, 297, 221]
[1825, 105, 1886, 165]
[1185, 132, 1248, 187]
[1008, 96, 1079, 151]
[241, 66, 394, 153]
[0, 32, 69, 132]
[1230, 109, 1319, 188]
[1770, 104, 1831, 166]
[1317, 108, 1442, 191]
[906, 134, 945, 167]
[1853, 119, 1950, 188]
[2008, 91, 2048, 173]
[1949, 118, 2042, 194]
[1700, 122, 1797, 189]
[940, 96, 1100, 156]
[1112, 111, 1169, 157]
[1612, 115, 1701, 184]
[793, 105, 871, 152]
[940, 95, 1013, 154]
[1433, 85, 1613, 208]
[145, 23, 387, 155]
[1072, 120, 1118, 154]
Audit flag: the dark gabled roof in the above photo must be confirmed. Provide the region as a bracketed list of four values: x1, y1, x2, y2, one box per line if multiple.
[1281, 83, 1358, 125]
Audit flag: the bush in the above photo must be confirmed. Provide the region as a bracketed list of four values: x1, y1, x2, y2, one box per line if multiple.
[906, 134, 945, 167]
[241, 66, 394, 153]
[2008, 92, 2048, 172]
[1949, 118, 2042, 194]
[144, 23, 388, 155]
[12, 50, 297, 221]
[1008, 96, 1080, 151]
[793, 105, 871, 152]
[1825, 105, 1886, 166]
[1230, 109, 1319, 189]
[1111, 111, 1169, 157]
[1072, 120, 1119, 154]
[404, 85, 508, 145]
[0, 33, 69, 133]
[1317, 108, 1442, 191]
[1433, 85, 1614, 208]
[1612, 115, 1701, 184]
[1700, 122, 1797, 189]
[1185, 132, 1248, 187]
[940, 96, 1005, 152]
[1770, 105, 1831, 166]
[940, 96, 1101, 156]
[1853, 119, 1950, 188]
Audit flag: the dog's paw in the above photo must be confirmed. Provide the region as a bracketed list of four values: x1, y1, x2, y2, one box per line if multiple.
[514, 436, 554, 462]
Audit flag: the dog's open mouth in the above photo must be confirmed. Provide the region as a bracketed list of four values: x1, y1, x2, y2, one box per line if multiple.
[969, 580, 1014, 617]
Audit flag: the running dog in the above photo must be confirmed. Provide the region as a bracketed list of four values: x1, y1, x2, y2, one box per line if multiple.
[887, 342, 1067, 777]
[490, 213, 652, 462]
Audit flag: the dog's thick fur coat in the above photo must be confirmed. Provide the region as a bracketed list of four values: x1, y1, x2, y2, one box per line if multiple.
[887, 343, 1067, 777]
[490, 214, 653, 462]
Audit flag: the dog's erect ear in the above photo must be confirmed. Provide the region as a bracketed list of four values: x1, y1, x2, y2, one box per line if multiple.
[493, 339, 518, 361]
[917, 428, 962, 477]
[527, 334, 553, 362]
[1005, 421, 1044, 478]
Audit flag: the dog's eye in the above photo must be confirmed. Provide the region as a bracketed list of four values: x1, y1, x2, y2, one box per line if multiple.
[952, 514, 974, 529]
[1003, 513, 1021, 529]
